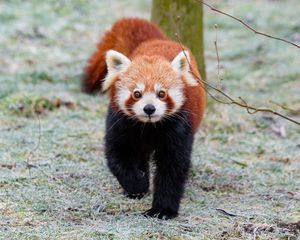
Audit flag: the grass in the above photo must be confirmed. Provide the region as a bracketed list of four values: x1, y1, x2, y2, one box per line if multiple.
[0, 0, 300, 239]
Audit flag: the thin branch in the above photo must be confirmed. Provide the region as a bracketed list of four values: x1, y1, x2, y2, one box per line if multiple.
[269, 100, 299, 115]
[214, 24, 222, 87]
[205, 76, 299, 125]
[26, 113, 41, 163]
[175, 35, 300, 126]
[198, 74, 300, 125]
[198, 1, 300, 49]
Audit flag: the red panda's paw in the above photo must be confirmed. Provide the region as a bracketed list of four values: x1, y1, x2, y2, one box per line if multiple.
[121, 169, 149, 199]
[124, 191, 147, 199]
[143, 208, 178, 220]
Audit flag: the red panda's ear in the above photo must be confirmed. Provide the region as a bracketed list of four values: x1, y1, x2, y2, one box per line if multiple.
[171, 51, 198, 87]
[103, 50, 131, 91]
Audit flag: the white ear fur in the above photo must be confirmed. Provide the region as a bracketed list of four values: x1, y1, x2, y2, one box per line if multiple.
[171, 51, 198, 86]
[103, 50, 131, 91]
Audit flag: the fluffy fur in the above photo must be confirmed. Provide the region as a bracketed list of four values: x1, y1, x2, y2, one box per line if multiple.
[82, 18, 166, 93]
[105, 106, 193, 219]
[82, 18, 206, 219]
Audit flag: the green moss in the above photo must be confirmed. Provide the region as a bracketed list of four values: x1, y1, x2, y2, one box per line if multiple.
[4, 94, 76, 117]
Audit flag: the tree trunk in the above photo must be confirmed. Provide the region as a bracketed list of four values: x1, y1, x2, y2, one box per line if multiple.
[151, 0, 206, 80]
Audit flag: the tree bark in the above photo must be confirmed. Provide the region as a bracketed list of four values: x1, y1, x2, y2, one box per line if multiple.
[151, 0, 206, 80]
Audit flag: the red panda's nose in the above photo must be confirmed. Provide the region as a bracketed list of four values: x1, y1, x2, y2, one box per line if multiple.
[143, 104, 156, 116]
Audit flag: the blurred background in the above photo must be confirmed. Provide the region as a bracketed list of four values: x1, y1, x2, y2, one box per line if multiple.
[0, 0, 299, 239]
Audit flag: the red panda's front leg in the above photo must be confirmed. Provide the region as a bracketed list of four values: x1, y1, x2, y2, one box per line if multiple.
[105, 107, 151, 199]
[144, 118, 194, 220]
[107, 155, 150, 199]
[106, 143, 150, 199]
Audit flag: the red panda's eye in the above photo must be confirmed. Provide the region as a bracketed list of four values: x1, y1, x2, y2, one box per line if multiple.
[133, 90, 142, 100]
[158, 90, 166, 99]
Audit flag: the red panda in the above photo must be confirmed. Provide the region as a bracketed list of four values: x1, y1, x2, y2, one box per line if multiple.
[82, 18, 206, 219]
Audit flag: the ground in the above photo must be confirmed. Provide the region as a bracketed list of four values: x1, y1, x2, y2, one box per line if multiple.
[0, 0, 300, 239]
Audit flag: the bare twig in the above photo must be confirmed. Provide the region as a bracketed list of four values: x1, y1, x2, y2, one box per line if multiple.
[216, 208, 238, 217]
[175, 35, 300, 126]
[216, 208, 255, 219]
[25, 113, 41, 163]
[269, 100, 299, 115]
[198, 1, 300, 49]
[197, 75, 300, 125]
[214, 24, 222, 87]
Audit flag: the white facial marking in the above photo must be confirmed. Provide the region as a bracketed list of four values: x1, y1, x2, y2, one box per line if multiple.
[155, 82, 185, 114]
[168, 85, 185, 113]
[154, 83, 162, 92]
[132, 92, 166, 122]
[136, 83, 145, 92]
[115, 84, 131, 115]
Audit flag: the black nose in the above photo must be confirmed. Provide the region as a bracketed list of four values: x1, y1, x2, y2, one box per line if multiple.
[143, 104, 156, 116]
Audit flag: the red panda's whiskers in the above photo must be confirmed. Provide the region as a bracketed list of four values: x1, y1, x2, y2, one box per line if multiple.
[165, 107, 195, 116]
[164, 112, 191, 128]
[179, 109, 197, 116]
[106, 115, 126, 133]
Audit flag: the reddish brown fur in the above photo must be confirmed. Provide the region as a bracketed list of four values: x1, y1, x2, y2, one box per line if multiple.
[119, 55, 181, 91]
[83, 18, 206, 132]
[165, 95, 175, 113]
[82, 18, 166, 93]
[125, 97, 136, 115]
[131, 40, 206, 130]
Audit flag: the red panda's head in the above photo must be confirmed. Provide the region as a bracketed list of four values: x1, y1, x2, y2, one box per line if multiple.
[103, 50, 198, 123]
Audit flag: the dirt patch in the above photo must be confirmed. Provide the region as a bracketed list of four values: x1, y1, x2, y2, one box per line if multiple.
[278, 221, 300, 236]
[243, 221, 300, 237]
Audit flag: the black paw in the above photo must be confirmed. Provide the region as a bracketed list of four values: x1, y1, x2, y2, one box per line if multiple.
[143, 208, 178, 220]
[124, 191, 147, 199]
[122, 170, 149, 197]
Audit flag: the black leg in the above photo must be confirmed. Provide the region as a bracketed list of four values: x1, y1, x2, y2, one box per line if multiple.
[123, 157, 150, 199]
[106, 147, 150, 199]
[105, 106, 194, 218]
[144, 123, 194, 219]
[144, 152, 190, 219]
[105, 107, 151, 199]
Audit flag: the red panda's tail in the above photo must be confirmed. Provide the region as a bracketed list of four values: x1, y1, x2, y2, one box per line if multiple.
[82, 18, 166, 94]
